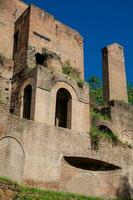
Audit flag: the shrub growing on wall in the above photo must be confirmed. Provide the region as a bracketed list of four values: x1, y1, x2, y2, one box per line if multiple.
[62, 60, 84, 88]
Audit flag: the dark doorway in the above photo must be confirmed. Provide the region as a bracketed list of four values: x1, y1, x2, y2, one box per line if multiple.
[55, 88, 72, 129]
[23, 85, 32, 119]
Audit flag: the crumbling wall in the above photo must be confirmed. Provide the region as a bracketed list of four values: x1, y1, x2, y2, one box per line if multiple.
[0, 56, 13, 108]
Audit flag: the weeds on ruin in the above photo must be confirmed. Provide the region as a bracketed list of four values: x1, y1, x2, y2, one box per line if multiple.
[62, 59, 84, 88]
[90, 126, 119, 150]
[91, 108, 110, 122]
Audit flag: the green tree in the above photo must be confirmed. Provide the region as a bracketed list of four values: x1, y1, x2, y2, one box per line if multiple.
[88, 76, 133, 107]
[128, 82, 133, 104]
[87, 76, 103, 107]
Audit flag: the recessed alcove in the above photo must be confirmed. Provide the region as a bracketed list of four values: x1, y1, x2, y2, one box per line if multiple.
[63, 156, 121, 171]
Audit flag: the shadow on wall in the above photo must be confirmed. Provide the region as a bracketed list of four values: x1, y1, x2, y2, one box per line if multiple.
[116, 176, 133, 199]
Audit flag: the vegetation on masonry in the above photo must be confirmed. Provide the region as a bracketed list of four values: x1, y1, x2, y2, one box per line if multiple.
[62, 60, 84, 88]
[88, 76, 133, 149]
[90, 126, 119, 150]
[91, 109, 110, 121]
[0, 177, 128, 200]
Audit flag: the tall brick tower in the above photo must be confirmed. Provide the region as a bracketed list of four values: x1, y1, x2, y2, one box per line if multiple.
[102, 43, 128, 103]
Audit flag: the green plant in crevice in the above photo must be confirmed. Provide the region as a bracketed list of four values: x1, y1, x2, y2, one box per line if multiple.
[77, 79, 85, 88]
[90, 126, 119, 150]
[62, 59, 84, 88]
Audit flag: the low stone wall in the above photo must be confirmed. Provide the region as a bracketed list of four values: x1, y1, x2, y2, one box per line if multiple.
[0, 105, 132, 198]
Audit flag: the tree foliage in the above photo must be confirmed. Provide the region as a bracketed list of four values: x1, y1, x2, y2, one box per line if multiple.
[62, 60, 84, 88]
[88, 76, 133, 107]
[127, 82, 133, 104]
[88, 76, 103, 107]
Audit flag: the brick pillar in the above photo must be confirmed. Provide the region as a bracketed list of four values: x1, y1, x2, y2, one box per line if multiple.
[102, 43, 128, 103]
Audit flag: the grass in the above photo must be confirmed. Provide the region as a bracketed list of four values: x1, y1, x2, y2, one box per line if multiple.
[0, 177, 104, 200]
[0, 177, 132, 200]
[13, 189, 104, 200]
[0, 176, 19, 186]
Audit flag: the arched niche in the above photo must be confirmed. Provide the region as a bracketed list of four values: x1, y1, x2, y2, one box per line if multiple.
[55, 88, 72, 129]
[23, 84, 32, 119]
[50, 81, 78, 130]
[98, 125, 113, 134]
[0, 136, 25, 182]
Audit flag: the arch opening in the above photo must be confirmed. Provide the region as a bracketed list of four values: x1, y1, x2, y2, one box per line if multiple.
[55, 88, 72, 129]
[35, 53, 47, 66]
[98, 125, 113, 134]
[23, 84, 32, 119]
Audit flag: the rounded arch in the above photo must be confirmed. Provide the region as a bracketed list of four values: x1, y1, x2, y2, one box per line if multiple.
[50, 81, 78, 128]
[55, 88, 72, 129]
[0, 136, 25, 156]
[19, 78, 35, 120]
[98, 125, 113, 134]
[51, 81, 77, 100]
[0, 136, 25, 182]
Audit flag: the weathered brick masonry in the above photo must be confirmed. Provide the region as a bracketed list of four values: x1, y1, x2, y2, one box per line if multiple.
[0, 0, 132, 199]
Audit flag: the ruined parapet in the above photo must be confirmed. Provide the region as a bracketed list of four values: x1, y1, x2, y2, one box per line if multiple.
[102, 43, 128, 103]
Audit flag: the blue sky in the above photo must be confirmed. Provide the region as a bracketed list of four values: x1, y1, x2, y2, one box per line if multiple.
[24, 0, 133, 83]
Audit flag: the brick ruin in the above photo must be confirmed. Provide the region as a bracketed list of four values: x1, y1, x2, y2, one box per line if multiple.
[0, 0, 132, 199]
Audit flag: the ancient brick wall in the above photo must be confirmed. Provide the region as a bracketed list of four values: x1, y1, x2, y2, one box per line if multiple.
[0, 56, 13, 108]
[11, 66, 90, 133]
[110, 101, 133, 144]
[13, 6, 30, 75]
[28, 5, 84, 78]
[0, 0, 27, 59]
